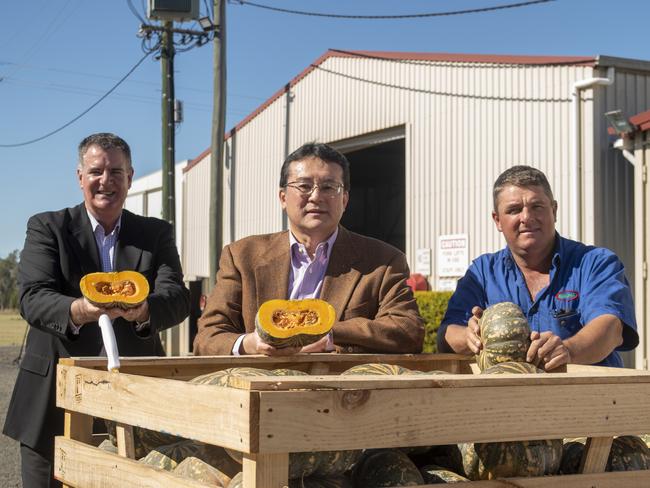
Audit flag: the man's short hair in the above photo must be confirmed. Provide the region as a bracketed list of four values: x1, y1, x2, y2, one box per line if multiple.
[78, 133, 132, 169]
[280, 142, 350, 190]
[493, 165, 555, 211]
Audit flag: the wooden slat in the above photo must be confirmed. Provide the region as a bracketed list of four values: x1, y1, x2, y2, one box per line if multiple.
[54, 437, 213, 487]
[56, 364, 255, 452]
[242, 452, 289, 488]
[115, 423, 136, 459]
[428, 471, 650, 487]
[580, 436, 613, 473]
[237, 369, 650, 391]
[58, 353, 475, 378]
[53, 437, 650, 488]
[255, 383, 650, 452]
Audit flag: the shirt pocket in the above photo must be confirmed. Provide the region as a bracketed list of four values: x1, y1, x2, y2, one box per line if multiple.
[20, 352, 51, 377]
[553, 310, 582, 339]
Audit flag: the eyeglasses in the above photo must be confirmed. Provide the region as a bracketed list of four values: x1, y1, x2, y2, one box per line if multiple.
[285, 181, 344, 197]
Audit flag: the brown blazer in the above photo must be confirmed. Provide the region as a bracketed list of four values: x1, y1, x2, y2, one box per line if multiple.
[194, 227, 424, 355]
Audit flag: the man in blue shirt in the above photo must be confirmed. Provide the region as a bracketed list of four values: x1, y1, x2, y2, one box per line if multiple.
[437, 165, 638, 369]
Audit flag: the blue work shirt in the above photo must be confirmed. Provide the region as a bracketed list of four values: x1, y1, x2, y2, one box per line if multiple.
[438, 234, 638, 367]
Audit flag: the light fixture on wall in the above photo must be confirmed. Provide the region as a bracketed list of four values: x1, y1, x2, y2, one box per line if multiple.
[198, 16, 214, 32]
[605, 110, 634, 135]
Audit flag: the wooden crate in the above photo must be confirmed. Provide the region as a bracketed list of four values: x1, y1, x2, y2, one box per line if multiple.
[54, 353, 650, 487]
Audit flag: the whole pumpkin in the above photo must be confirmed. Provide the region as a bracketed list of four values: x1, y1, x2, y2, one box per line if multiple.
[173, 456, 231, 487]
[607, 436, 650, 471]
[477, 302, 531, 371]
[352, 449, 424, 487]
[460, 360, 562, 480]
[420, 464, 469, 483]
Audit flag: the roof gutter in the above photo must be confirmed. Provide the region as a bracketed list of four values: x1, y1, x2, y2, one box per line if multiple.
[571, 66, 615, 241]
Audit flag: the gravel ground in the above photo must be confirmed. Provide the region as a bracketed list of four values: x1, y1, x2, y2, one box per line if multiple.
[0, 346, 22, 487]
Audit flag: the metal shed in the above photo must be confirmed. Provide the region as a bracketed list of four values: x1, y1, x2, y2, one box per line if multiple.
[182, 50, 650, 362]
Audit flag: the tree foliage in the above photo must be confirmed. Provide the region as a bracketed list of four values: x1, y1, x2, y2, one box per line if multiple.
[0, 250, 20, 310]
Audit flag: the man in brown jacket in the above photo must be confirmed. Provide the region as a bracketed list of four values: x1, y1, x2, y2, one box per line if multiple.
[193, 142, 424, 356]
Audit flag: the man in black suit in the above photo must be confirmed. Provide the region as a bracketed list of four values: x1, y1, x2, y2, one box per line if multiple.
[2, 133, 190, 487]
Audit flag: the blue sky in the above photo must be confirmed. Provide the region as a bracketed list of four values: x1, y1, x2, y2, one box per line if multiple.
[1, 0, 649, 257]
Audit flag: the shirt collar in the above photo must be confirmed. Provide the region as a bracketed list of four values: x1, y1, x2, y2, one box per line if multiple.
[289, 227, 339, 260]
[86, 208, 122, 237]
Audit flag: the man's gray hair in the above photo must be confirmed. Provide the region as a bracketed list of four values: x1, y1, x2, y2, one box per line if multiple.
[493, 165, 554, 211]
[77, 133, 131, 168]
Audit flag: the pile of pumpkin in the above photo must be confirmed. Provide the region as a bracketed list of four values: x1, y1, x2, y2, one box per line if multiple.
[101, 301, 650, 486]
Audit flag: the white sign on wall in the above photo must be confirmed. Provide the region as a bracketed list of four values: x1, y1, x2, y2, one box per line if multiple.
[437, 277, 459, 291]
[438, 234, 469, 277]
[415, 248, 431, 276]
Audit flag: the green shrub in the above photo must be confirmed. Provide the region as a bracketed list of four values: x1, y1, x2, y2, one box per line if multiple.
[415, 291, 453, 353]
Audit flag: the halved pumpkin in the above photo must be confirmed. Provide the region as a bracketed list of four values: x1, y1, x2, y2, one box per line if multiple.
[255, 298, 335, 348]
[79, 270, 149, 309]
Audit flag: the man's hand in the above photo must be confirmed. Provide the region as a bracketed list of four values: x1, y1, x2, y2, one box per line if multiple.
[108, 301, 149, 324]
[300, 334, 333, 353]
[465, 306, 484, 354]
[240, 330, 301, 356]
[527, 331, 571, 371]
[70, 297, 110, 327]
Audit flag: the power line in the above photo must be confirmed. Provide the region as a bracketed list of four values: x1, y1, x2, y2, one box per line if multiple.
[127, 0, 147, 24]
[313, 64, 574, 103]
[0, 50, 155, 148]
[232, 0, 556, 20]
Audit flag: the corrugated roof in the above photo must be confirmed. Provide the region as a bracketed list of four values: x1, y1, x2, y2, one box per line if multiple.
[630, 109, 650, 133]
[185, 49, 599, 172]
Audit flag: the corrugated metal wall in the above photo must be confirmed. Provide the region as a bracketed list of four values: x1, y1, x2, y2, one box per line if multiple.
[226, 56, 593, 277]
[592, 67, 650, 270]
[183, 54, 650, 290]
[182, 157, 210, 280]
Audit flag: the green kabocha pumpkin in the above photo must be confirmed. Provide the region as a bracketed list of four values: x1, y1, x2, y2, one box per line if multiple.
[480, 361, 544, 375]
[97, 439, 118, 454]
[173, 456, 231, 487]
[288, 475, 354, 488]
[189, 367, 304, 388]
[425, 444, 465, 474]
[607, 436, 650, 471]
[460, 360, 561, 480]
[139, 440, 239, 475]
[224, 447, 360, 479]
[104, 421, 182, 459]
[460, 439, 563, 480]
[559, 440, 585, 474]
[79, 270, 149, 309]
[227, 472, 243, 488]
[255, 298, 335, 348]
[352, 449, 424, 487]
[420, 464, 469, 483]
[477, 302, 531, 371]
[310, 449, 363, 477]
[341, 363, 414, 376]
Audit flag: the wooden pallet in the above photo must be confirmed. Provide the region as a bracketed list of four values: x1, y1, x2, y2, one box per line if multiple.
[54, 353, 650, 487]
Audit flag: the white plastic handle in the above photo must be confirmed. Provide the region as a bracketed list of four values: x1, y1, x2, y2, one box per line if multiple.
[98, 314, 120, 372]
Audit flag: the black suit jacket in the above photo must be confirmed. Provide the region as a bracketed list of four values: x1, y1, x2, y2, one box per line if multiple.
[3, 203, 189, 453]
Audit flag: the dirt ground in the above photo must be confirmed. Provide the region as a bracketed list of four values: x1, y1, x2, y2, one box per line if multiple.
[0, 345, 23, 487]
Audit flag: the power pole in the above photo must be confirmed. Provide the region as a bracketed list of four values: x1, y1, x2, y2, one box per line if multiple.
[161, 21, 176, 229]
[209, 0, 226, 290]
